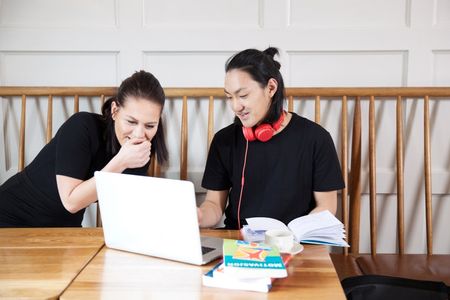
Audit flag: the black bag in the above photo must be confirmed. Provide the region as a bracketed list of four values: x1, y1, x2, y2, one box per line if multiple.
[342, 275, 449, 300]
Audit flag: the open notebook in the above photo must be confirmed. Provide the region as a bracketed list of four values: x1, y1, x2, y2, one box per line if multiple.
[94, 171, 222, 265]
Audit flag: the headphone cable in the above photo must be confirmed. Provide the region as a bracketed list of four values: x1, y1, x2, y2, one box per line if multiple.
[237, 139, 249, 232]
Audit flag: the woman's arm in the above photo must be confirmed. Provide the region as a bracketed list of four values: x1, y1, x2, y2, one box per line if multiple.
[57, 137, 151, 213]
[56, 176, 96, 213]
[310, 190, 337, 215]
[197, 189, 228, 228]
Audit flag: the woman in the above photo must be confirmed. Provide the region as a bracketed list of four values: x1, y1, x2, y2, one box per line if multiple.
[0, 70, 168, 227]
[198, 48, 344, 229]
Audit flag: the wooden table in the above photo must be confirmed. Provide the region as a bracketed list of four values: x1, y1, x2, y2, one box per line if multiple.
[0, 227, 104, 299]
[61, 229, 345, 299]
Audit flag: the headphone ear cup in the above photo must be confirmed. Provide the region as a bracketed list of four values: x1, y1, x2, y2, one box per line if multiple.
[242, 127, 256, 141]
[254, 124, 275, 142]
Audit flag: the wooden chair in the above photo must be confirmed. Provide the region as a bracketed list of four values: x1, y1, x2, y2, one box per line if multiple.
[321, 88, 450, 286]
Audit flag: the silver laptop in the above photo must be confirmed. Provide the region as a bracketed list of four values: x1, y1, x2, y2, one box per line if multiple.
[94, 171, 223, 265]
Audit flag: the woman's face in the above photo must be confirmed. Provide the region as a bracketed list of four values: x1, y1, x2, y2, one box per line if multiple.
[111, 96, 161, 146]
[224, 69, 277, 128]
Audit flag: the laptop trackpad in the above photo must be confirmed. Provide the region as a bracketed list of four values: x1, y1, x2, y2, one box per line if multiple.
[200, 236, 223, 263]
[201, 246, 215, 255]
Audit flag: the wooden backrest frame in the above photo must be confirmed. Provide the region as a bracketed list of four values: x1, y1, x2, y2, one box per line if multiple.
[1, 87, 449, 238]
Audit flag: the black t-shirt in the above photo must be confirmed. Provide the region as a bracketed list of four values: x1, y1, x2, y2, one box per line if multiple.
[0, 112, 148, 227]
[202, 113, 345, 229]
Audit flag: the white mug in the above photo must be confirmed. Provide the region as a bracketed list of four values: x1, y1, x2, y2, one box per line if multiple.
[264, 229, 294, 253]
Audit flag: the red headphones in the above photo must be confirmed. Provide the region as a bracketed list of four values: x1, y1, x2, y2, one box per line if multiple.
[242, 112, 285, 142]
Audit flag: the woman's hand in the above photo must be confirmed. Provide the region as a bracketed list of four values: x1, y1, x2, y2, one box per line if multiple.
[115, 137, 151, 170]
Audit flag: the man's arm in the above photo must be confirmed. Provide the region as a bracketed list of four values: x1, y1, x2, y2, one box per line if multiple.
[197, 190, 228, 228]
[310, 190, 338, 215]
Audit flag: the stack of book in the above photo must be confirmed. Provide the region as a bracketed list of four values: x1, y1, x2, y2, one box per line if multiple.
[202, 239, 292, 293]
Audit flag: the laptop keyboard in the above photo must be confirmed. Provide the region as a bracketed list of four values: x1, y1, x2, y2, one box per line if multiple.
[201, 246, 215, 255]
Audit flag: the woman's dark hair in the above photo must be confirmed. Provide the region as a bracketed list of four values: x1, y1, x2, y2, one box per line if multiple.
[101, 70, 168, 165]
[225, 47, 285, 125]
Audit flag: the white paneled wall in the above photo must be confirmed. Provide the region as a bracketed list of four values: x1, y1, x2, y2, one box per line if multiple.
[434, 51, 450, 85]
[0, 0, 449, 253]
[143, 0, 261, 29]
[143, 51, 233, 87]
[0, 0, 118, 28]
[1, 52, 118, 85]
[290, 0, 410, 28]
[288, 51, 407, 86]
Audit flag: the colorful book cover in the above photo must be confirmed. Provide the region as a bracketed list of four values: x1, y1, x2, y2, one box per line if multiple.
[222, 239, 288, 279]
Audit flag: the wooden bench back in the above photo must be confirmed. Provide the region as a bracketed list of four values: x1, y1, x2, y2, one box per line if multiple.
[284, 88, 449, 256]
[1, 87, 450, 246]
